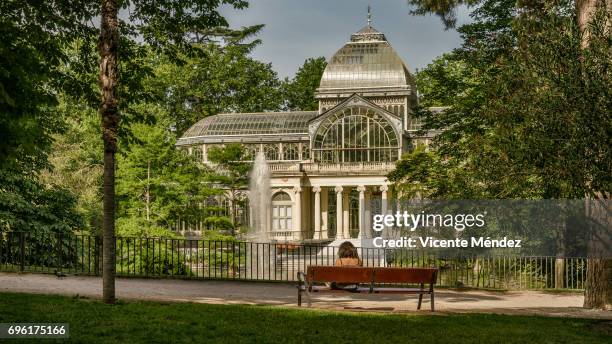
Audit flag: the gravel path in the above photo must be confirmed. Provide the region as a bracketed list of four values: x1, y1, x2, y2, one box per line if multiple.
[1, 272, 610, 319]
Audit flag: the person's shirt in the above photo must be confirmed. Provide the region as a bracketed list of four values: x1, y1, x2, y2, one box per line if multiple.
[334, 257, 362, 267]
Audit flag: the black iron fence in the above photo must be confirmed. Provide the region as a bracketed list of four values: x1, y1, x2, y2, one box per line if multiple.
[0, 231, 588, 290]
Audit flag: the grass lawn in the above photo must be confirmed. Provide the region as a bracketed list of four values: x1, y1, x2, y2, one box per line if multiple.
[0, 292, 609, 343]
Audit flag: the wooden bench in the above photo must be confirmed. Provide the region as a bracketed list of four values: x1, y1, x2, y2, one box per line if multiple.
[297, 266, 438, 311]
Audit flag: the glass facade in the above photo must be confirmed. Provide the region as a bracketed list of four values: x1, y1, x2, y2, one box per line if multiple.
[264, 144, 279, 161]
[313, 106, 399, 163]
[282, 143, 299, 160]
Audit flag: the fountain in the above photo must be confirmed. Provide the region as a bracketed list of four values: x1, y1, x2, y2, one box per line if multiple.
[249, 151, 271, 241]
[246, 151, 275, 279]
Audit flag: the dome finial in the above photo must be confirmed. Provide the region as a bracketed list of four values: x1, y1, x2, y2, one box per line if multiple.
[367, 5, 372, 27]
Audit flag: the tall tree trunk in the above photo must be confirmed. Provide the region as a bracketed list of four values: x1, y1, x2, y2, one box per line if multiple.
[584, 196, 612, 309]
[577, 0, 611, 310]
[576, 0, 598, 45]
[99, 0, 119, 305]
[555, 209, 566, 289]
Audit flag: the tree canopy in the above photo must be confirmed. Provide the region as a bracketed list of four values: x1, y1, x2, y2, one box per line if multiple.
[281, 57, 327, 111]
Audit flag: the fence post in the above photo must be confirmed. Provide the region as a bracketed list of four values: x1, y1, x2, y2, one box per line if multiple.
[19, 232, 25, 272]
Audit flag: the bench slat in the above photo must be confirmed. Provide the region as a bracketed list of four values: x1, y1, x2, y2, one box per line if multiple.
[372, 287, 431, 294]
[373, 267, 437, 284]
[308, 266, 373, 284]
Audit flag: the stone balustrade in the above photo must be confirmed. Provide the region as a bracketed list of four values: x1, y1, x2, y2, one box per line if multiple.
[266, 161, 395, 174]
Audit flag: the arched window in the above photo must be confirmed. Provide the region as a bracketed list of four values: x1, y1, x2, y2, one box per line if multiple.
[282, 143, 299, 161]
[264, 144, 279, 161]
[272, 192, 292, 231]
[244, 145, 259, 161]
[312, 106, 399, 163]
[193, 147, 203, 161]
[301, 144, 310, 160]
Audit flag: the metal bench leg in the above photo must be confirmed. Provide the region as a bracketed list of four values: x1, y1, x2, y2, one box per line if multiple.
[430, 291, 435, 311]
[298, 289, 302, 307]
[417, 293, 423, 310]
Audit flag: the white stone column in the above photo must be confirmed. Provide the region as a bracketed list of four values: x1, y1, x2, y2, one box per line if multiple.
[293, 187, 302, 240]
[380, 185, 389, 215]
[357, 185, 366, 239]
[365, 190, 372, 239]
[342, 189, 350, 239]
[321, 188, 329, 239]
[335, 186, 343, 239]
[313, 186, 321, 239]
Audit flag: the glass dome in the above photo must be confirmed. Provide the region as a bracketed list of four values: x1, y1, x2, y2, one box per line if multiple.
[318, 25, 413, 91]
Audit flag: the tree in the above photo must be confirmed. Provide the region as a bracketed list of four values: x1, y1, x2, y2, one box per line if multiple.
[96, 0, 251, 304]
[281, 57, 327, 111]
[415, 53, 476, 107]
[151, 41, 283, 134]
[116, 117, 215, 236]
[206, 144, 251, 235]
[399, 0, 611, 308]
[408, 0, 481, 28]
[0, 2, 97, 235]
[39, 97, 104, 234]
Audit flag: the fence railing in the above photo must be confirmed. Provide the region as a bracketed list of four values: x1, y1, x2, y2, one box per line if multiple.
[0, 231, 588, 290]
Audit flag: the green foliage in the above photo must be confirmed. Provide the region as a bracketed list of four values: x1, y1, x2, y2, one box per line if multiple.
[408, 0, 482, 28]
[0, 2, 95, 236]
[281, 57, 327, 111]
[393, 0, 611, 200]
[115, 217, 181, 239]
[202, 217, 235, 231]
[115, 237, 190, 276]
[1, 0, 260, 240]
[39, 97, 104, 234]
[416, 53, 476, 107]
[0, 170, 83, 234]
[0, 1, 96, 173]
[207, 144, 251, 190]
[116, 120, 213, 233]
[150, 42, 283, 134]
[206, 144, 251, 233]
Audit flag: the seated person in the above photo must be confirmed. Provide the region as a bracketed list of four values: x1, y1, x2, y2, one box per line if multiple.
[330, 241, 362, 290]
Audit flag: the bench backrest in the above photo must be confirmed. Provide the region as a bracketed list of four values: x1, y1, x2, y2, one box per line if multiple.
[373, 267, 437, 285]
[307, 266, 373, 284]
[306, 266, 437, 285]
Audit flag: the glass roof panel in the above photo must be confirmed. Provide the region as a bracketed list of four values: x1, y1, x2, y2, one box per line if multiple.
[181, 111, 318, 138]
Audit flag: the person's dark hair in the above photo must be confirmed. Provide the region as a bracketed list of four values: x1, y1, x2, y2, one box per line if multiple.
[337, 241, 359, 259]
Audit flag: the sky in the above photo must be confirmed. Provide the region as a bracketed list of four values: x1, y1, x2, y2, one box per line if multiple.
[221, 0, 471, 78]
